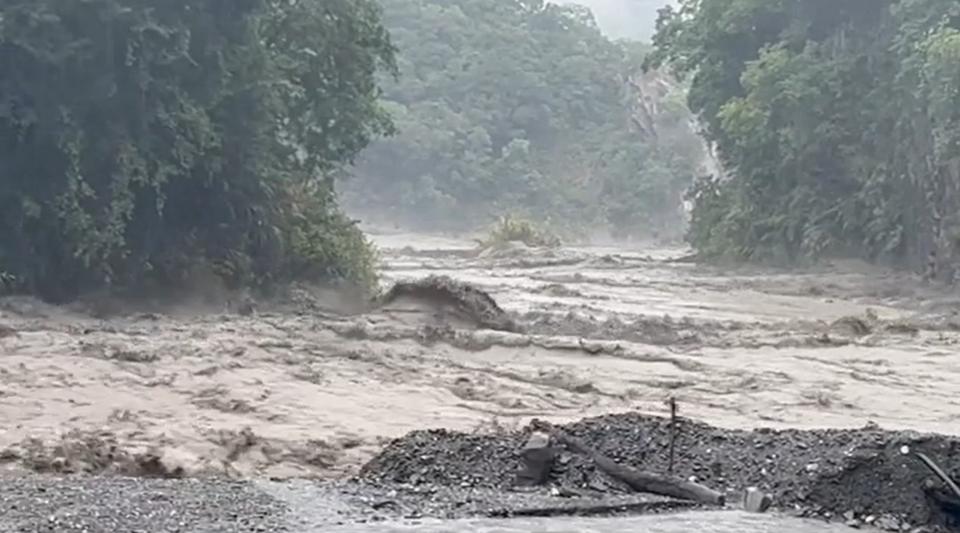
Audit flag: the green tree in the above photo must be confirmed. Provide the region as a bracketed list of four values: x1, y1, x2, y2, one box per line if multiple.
[650, 0, 960, 272]
[0, 0, 396, 301]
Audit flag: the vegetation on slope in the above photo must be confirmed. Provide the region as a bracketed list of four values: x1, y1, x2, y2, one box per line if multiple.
[342, 0, 706, 240]
[0, 0, 396, 300]
[650, 0, 960, 276]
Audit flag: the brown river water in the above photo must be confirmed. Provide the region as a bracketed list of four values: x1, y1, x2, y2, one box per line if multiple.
[1, 229, 958, 530]
[322, 512, 860, 533]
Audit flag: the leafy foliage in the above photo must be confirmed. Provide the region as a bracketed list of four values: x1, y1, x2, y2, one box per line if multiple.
[0, 0, 395, 300]
[341, 0, 706, 239]
[650, 0, 960, 273]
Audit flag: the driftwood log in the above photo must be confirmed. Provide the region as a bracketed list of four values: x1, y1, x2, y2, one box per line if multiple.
[530, 419, 725, 506]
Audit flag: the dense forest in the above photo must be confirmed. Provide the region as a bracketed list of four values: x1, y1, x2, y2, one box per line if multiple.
[0, 0, 395, 300]
[650, 0, 960, 276]
[341, 0, 706, 238]
[17, 0, 953, 301]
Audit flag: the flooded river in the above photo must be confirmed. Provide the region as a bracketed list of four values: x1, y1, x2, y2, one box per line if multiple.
[372, 231, 960, 436]
[1, 230, 958, 530]
[324, 512, 860, 533]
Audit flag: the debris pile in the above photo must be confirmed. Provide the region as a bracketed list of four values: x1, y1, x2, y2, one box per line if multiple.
[360, 412, 960, 530]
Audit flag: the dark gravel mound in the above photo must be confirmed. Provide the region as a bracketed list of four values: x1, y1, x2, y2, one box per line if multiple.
[361, 430, 526, 489]
[377, 275, 520, 332]
[360, 413, 960, 530]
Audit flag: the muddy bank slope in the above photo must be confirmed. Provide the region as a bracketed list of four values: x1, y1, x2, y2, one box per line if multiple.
[361, 412, 960, 531]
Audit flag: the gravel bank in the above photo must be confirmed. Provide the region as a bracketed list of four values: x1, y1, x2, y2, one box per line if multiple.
[0, 475, 288, 533]
[0, 475, 698, 532]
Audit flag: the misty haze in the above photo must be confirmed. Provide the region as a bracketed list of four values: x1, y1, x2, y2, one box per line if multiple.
[569, 0, 677, 40]
[0, 1, 958, 532]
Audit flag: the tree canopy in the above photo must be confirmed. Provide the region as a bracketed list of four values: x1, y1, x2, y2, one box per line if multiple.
[0, 0, 396, 300]
[342, 0, 706, 239]
[650, 0, 960, 275]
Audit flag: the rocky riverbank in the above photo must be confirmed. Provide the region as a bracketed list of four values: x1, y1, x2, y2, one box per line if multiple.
[360, 412, 960, 531]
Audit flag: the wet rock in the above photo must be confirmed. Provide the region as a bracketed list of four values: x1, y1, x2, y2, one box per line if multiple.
[843, 510, 862, 528]
[515, 432, 557, 487]
[876, 515, 901, 531]
[742, 487, 772, 513]
[523, 431, 550, 451]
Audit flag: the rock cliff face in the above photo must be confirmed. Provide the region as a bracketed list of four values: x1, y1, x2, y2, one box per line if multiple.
[627, 67, 722, 180]
[623, 66, 722, 236]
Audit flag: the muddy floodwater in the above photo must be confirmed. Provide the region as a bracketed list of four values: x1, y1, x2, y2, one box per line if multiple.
[1, 230, 959, 530]
[321, 512, 860, 533]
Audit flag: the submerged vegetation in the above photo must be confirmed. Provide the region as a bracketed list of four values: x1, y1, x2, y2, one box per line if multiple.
[0, 0, 395, 300]
[477, 215, 563, 251]
[651, 0, 960, 275]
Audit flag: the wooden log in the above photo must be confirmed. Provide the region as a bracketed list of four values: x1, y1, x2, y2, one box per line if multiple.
[530, 419, 725, 506]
